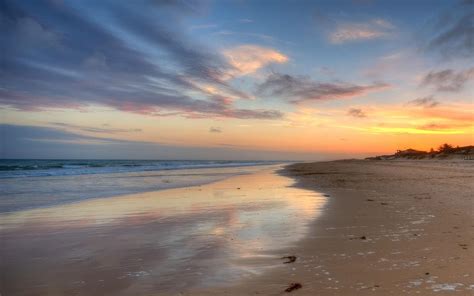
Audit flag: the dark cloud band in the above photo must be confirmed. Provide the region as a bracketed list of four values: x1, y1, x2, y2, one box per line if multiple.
[256, 73, 389, 103]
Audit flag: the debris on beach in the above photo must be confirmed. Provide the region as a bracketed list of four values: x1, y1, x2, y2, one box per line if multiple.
[285, 283, 302, 292]
[282, 255, 297, 263]
[349, 235, 368, 240]
[366, 199, 374, 201]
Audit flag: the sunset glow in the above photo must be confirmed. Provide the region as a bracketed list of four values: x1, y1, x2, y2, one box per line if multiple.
[1, 0, 472, 160]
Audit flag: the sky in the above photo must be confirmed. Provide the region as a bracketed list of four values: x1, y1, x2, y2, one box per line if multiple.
[1, 0, 473, 160]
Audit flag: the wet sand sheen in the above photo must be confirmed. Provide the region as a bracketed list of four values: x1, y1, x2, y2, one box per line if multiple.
[195, 160, 474, 295]
[0, 167, 326, 295]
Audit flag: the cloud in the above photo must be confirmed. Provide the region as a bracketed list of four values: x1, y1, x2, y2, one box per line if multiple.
[223, 45, 288, 77]
[48, 122, 142, 134]
[256, 73, 389, 103]
[362, 50, 424, 81]
[0, 124, 328, 161]
[224, 109, 282, 119]
[326, 18, 396, 44]
[422, 1, 474, 59]
[209, 127, 222, 133]
[417, 122, 472, 131]
[0, 1, 281, 120]
[347, 108, 367, 118]
[420, 68, 474, 92]
[11, 17, 61, 48]
[406, 96, 440, 108]
[340, 101, 473, 135]
[0, 124, 150, 147]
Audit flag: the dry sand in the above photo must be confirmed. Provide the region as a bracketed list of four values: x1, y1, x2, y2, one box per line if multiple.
[194, 160, 474, 295]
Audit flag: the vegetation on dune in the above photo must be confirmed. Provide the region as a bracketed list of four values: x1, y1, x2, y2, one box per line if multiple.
[367, 144, 474, 160]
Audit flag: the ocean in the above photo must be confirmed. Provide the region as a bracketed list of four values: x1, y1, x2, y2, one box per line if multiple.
[0, 159, 282, 213]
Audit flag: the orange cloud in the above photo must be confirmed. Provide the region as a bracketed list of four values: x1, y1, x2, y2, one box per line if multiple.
[223, 45, 288, 77]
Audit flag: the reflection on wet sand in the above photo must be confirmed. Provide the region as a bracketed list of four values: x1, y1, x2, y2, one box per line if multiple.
[0, 168, 325, 295]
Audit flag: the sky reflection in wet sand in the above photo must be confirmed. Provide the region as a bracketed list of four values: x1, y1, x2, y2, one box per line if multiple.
[0, 167, 325, 295]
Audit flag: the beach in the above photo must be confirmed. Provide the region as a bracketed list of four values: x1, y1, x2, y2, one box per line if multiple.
[0, 164, 325, 295]
[195, 160, 474, 295]
[1, 160, 473, 295]
[3, 0, 473, 294]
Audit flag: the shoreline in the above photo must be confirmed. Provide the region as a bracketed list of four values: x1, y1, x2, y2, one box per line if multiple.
[0, 166, 324, 295]
[0, 163, 284, 213]
[194, 159, 473, 295]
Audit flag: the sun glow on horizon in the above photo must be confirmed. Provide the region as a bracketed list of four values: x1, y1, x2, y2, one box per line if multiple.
[1, 0, 473, 160]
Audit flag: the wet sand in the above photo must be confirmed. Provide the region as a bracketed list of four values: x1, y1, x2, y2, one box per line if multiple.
[0, 166, 325, 295]
[194, 160, 474, 295]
